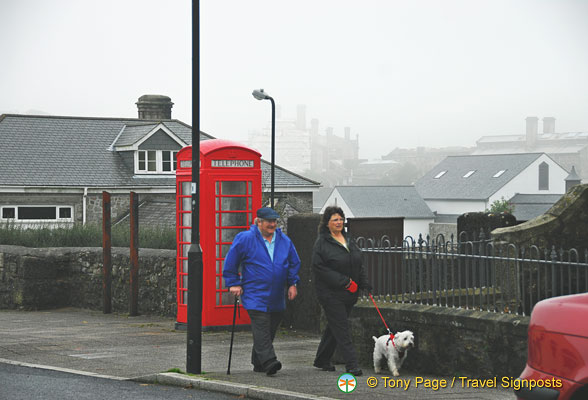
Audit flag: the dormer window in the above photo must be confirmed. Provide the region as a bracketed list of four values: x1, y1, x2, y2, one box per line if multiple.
[463, 170, 476, 178]
[136, 150, 178, 174]
[434, 170, 447, 179]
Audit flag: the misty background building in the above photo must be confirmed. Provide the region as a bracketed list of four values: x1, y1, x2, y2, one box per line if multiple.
[248, 105, 360, 187]
[472, 116, 588, 181]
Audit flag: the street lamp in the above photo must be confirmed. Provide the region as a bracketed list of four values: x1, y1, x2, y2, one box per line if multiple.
[252, 89, 276, 208]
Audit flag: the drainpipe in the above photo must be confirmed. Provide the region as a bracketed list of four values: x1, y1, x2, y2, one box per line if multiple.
[83, 187, 88, 225]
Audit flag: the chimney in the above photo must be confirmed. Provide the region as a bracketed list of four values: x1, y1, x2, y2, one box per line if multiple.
[136, 95, 173, 120]
[565, 165, 581, 192]
[543, 117, 556, 134]
[344, 127, 350, 141]
[296, 104, 306, 130]
[525, 116, 538, 149]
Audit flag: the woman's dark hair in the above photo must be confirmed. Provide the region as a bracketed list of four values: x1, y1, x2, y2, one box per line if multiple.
[318, 205, 346, 235]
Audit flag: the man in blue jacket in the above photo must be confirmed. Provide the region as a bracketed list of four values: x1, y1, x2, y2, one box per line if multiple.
[223, 207, 301, 376]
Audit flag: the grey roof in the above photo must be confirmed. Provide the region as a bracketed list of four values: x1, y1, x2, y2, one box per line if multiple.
[0, 114, 318, 189]
[113, 123, 161, 147]
[333, 186, 434, 219]
[474, 132, 588, 155]
[508, 193, 563, 221]
[415, 153, 545, 200]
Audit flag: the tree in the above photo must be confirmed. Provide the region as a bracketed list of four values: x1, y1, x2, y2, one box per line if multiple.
[486, 197, 514, 214]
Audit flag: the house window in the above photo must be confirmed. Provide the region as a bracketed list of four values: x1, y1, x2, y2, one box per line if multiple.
[136, 150, 178, 174]
[463, 170, 476, 178]
[434, 170, 447, 179]
[162, 151, 178, 172]
[493, 170, 506, 178]
[539, 162, 549, 190]
[2, 207, 15, 219]
[0, 206, 74, 222]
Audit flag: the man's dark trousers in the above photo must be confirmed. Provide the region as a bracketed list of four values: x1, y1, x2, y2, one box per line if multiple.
[248, 309, 284, 369]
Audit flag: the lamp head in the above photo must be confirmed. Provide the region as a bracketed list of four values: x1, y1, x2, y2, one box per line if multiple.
[252, 89, 270, 100]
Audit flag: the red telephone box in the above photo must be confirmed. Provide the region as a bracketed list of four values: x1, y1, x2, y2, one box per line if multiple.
[175, 139, 261, 327]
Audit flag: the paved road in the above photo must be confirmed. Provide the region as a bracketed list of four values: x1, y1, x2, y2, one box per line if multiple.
[0, 363, 236, 400]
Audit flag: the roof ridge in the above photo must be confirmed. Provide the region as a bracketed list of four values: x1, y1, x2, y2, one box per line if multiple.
[0, 113, 181, 123]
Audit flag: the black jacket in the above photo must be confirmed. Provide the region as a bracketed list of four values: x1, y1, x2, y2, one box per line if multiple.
[311, 231, 369, 296]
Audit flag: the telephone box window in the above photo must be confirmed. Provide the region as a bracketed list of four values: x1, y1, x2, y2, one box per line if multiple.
[2, 207, 15, 219]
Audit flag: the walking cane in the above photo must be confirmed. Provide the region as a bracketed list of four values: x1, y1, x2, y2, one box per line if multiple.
[227, 295, 239, 375]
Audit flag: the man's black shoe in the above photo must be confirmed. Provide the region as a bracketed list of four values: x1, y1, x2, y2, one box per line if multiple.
[264, 360, 282, 376]
[253, 365, 264, 373]
[313, 361, 336, 371]
[346, 368, 363, 376]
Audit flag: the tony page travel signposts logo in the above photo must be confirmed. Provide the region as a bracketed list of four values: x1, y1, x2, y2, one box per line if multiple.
[338, 373, 357, 393]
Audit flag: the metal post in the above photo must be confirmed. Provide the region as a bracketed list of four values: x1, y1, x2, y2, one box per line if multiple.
[187, 0, 203, 375]
[129, 191, 139, 316]
[269, 97, 275, 208]
[102, 191, 112, 314]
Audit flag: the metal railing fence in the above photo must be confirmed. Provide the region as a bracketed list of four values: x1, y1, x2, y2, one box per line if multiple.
[357, 233, 588, 316]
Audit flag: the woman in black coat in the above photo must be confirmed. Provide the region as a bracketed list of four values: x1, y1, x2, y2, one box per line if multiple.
[312, 205, 371, 376]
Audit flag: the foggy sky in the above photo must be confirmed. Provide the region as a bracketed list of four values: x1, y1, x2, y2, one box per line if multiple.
[2, 0, 588, 160]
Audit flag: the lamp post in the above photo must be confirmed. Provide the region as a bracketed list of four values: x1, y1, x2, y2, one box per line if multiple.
[252, 89, 276, 208]
[187, 0, 203, 374]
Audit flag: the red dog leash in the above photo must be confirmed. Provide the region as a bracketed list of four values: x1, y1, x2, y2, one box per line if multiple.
[368, 293, 395, 348]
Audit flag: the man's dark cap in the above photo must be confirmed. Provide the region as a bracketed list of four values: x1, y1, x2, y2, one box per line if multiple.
[257, 207, 279, 219]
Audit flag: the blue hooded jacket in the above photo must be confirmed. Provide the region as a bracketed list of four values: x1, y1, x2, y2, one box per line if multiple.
[223, 224, 301, 312]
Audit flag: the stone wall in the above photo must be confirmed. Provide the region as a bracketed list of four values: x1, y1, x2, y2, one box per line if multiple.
[492, 183, 588, 251]
[428, 222, 457, 241]
[350, 301, 528, 378]
[0, 245, 176, 316]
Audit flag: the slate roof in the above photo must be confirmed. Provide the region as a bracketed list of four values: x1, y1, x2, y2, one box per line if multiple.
[508, 193, 563, 222]
[113, 123, 164, 147]
[415, 153, 546, 200]
[331, 186, 434, 219]
[0, 114, 318, 189]
[474, 132, 588, 155]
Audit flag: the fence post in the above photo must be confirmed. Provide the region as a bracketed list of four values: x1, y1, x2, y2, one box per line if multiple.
[102, 191, 112, 314]
[550, 246, 557, 298]
[130, 191, 139, 316]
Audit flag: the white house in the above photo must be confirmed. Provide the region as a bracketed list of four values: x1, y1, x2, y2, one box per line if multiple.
[415, 153, 569, 220]
[319, 186, 435, 240]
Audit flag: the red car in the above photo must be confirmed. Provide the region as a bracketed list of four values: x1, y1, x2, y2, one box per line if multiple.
[515, 293, 588, 400]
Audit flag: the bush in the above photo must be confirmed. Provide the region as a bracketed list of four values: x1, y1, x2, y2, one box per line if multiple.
[486, 197, 515, 214]
[0, 222, 175, 249]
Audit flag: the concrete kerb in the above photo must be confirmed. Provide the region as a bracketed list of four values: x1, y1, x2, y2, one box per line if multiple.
[1, 360, 334, 400]
[138, 372, 336, 400]
[0, 358, 128, 381]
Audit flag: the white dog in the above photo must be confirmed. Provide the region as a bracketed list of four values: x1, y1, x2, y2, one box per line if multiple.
[372, 330, 414, 376]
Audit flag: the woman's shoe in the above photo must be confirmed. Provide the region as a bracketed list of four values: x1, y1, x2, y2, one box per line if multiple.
[313, 361, 336, 371]
[346, 368, 363, 376]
